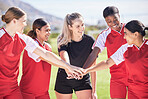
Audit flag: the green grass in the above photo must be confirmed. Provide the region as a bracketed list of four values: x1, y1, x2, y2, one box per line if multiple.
[18, 38, 110, 99]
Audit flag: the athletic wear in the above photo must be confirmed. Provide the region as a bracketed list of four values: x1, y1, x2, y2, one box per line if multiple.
[111, 40, 148, 99]
[55, 34, 94, 94]
[20, 39, 52, 98]
[0, 28, 39, 98]
[21, 91, 50, 99]
[94, 24, 127, 98]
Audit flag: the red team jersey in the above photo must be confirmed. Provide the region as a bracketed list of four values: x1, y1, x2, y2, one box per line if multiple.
[20, 39, 52, 96]
[93, 24, 127, 98]
[0, 28, 38, 97]
[111, 40, 148, 99]
[94, 24, 127, 78]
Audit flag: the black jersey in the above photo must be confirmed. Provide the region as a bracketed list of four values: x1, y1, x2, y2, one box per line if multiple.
[58, 34, 95, 68]
[55, 34, 95, 94]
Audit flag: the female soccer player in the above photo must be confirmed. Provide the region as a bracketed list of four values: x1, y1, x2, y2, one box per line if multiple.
[19, 18, 52, 99]
[55, 13, 97, 99]
[85, 20, 148, 99]
[0, 7, 81, 99]
[83, 6, 127, 99]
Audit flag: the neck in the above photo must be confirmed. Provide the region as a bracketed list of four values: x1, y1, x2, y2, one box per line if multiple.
[5, 24, 16, 37]
[36, 37, 44, 45]
[72, 35, 83, 42]
[134, 37, 144, 48]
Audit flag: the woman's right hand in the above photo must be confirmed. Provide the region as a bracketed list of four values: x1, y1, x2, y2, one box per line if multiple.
[66, 65, 84, 80]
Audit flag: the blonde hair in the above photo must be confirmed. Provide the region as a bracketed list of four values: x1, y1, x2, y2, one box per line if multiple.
[57, 12, 82, 48]
[1, 7, 26, 24]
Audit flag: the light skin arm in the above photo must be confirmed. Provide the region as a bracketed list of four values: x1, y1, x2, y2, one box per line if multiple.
[90, 60, 97, 99]
[33, 46, 82, 75]
[59, 50, 82, 79]
[83, 47, 100, 69]
[86, 58, 115, 73]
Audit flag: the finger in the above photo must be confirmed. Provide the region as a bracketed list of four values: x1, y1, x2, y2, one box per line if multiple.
[67, 75, 74, 79]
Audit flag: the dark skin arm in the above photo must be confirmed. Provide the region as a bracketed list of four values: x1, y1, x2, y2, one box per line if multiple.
[83, 47, 101, 69]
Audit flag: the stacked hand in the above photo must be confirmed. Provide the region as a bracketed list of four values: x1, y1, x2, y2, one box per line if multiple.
[66, 65, 88, 80]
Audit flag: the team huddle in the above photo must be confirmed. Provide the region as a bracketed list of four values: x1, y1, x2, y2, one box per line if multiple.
[0, 6, 148, 99]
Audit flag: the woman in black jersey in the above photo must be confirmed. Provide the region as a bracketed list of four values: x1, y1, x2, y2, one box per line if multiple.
[54, 13, 97, 99]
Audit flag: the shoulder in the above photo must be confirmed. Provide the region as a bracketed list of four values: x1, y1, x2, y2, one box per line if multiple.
[96, 28, 111, 39]
[0, 28, 6, 38]
[83, 34, 95, 42]
[146, 39, 148, 45]
[44, 42, 52, 49]
[100, 28, 111, 35]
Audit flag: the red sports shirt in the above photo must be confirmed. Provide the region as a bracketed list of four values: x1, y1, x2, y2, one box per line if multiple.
[93, 24, 127, 78]
[111, 40, 148, 98]
[20, 39, 52, 96]
[0, 28, 39, 96]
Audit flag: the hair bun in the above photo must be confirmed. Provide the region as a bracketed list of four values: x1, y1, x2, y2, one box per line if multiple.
[1, 15, 6, 22]
[144, 27, 148, 34]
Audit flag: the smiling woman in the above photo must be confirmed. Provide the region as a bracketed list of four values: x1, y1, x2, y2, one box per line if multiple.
[0, 6, 83, 99]
[19, 18, 52, 99]
[55, 12, 97, 99]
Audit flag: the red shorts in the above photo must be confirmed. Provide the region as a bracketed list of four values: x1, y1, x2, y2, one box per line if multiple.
[22, 91, 50, 99]
[128, 85, 148, 99]
[0, 87, 23, 99]
[110, 78, 127, 98]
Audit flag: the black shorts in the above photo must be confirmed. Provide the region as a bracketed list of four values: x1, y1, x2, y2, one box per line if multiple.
[54, 68, 92, 94]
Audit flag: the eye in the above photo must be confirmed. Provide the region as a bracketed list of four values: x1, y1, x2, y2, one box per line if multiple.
[82, 23, 84, 26]
[77, 25, 80, 28]
[107, 21, 112, 23]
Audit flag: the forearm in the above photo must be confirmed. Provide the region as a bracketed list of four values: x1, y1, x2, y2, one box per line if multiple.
[86, 58, 115, 73]
[90, 72, 97, 93]
[34, 47, 70, 70]
[83, 47, 100, 69]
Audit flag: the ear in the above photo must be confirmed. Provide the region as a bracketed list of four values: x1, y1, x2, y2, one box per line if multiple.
[12, 18, 17, 24]
[36, 28, 40, 34]
[68, 25, 72, 31]
[134, 32, 139, 38]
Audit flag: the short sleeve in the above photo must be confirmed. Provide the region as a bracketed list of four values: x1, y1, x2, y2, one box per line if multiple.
[110, 44, 128, 65]
[26, 41, 41, 62]
[92, 29, 111, 53]
[17, 33, 40, 60]
[58, 45, 67, 53]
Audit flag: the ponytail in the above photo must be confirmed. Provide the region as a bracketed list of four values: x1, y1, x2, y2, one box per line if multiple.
[27, 30, 37, 39]
[1, 15, 5, 22]
[142, 27, 148, 36]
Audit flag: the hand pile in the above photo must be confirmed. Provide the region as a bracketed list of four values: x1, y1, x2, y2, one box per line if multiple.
[66, 65, 88, 80]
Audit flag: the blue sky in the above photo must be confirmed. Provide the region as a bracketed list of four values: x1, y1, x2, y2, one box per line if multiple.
[21, 0, 148, 26]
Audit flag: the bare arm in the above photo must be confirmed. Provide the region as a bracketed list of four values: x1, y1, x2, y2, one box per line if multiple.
[90, 60, 97, 99]
[59, 50, 70, 63]
[83, 47, 100, 69]
[33, 46, 71, 70]
[86, 58, 115, 73]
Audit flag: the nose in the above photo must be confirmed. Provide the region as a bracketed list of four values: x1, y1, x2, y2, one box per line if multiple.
[48, 31, 51, 35]
[124, 35, 126, 39]
[24, 22, 27, 27]
[80, 26, 84, 31]
[113, 21, 117, 25]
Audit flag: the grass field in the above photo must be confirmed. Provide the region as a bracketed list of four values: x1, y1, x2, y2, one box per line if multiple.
[18, 38, 111, 99]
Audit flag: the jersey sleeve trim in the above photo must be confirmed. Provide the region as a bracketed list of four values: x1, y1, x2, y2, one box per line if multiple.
[0, 28, 6, 38]
[110, 43, 128, 65]
[92, 28, 111, 53]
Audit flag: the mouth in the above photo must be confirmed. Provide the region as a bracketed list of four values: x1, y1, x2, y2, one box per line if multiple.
[112, 25, 118, 28]
[78, 31, 84, 34]
[45, 35, 49, 39]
